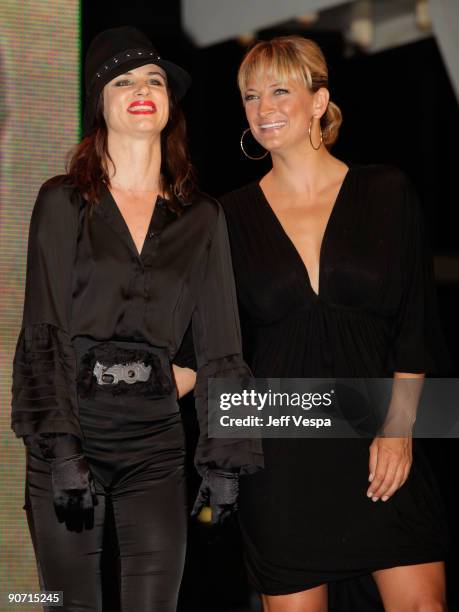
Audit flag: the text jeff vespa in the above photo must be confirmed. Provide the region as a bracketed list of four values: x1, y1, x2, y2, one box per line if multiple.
[219, 389, 334, 429]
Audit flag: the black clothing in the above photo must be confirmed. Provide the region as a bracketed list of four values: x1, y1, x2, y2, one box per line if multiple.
[220, 165, 449, 599]
[191, 468, 239, 525]
[12, 177, 262, 611]
[26, 401, 186, 612]
[11, 177, 262, 474]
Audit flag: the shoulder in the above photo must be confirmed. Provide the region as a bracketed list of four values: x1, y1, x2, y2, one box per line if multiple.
[183, 190, 226, 238]
[353, 164, 414, 195]
[35, 175, 80, 211]
[218, 183, 260, 231]
[219, 182, 258, 213]
[187, 190, 220, 214]
[186, 190, 221, 222]
[31, 175, 81, 232]
[37, 174, 77, 198]
[353, 164, 420, 216]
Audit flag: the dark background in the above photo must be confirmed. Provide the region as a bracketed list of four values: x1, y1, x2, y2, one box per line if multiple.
[83, 1, 459, 609]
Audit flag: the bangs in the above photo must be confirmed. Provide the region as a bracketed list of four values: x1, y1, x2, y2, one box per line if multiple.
[238, 41, 312, 95]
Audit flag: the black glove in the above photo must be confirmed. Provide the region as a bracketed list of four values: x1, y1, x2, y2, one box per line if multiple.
[24, 433, 97, 515]
[191, 468, 239, 525]
[51, 453, 97, 514]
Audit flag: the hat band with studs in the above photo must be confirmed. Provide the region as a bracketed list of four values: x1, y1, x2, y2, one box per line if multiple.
[90, 47, 162, 91]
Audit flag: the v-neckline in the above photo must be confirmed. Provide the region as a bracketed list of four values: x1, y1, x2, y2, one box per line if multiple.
[106, 188, 159, 259]
[256, 166, 352, 298]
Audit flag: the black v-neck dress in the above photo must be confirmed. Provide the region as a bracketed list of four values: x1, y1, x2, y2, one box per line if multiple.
[220, 165, 449, 597]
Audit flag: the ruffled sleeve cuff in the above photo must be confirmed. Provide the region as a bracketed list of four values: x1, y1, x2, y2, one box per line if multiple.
[11, 323, 81, 438]
[193, 354, 264, 475]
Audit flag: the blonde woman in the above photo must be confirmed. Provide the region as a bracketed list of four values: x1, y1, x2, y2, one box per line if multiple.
[220, 36, 449, 612]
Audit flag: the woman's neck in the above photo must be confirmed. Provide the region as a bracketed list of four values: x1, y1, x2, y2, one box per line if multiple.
[106, 132, 162, 192]
[266, 144, 345, 197]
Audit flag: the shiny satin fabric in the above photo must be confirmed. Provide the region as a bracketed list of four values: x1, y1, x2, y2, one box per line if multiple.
[25, 341, 186, 612]
[11, 177, 263, 474]
[26, 399, 187, 612]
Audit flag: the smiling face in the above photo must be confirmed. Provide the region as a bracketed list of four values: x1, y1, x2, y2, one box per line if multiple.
[102, 63, 169, 137]
[238, 37, 333, 155]
[243, 74, 328, 155]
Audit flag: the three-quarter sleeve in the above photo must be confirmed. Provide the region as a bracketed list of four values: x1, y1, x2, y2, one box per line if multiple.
[191, 202, 263, 474]
[11, 179, 82, 438]
[390, 174, 451, 374]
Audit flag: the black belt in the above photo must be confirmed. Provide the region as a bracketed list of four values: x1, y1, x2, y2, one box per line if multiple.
[73, 337, 174, 400]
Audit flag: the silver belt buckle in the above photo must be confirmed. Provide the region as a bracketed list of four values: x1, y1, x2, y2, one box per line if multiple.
[93, 361, 152, 385]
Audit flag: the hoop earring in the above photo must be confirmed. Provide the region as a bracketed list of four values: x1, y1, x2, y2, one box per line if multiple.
[240, 128, 269, 160]
[308, 118, 323, 151]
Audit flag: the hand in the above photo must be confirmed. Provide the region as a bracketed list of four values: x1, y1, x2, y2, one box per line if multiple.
[367, 436, 412, 502]
[24, 433, 97, 516]
[51, 454, 97, 515]
[191, 469, 239, 525]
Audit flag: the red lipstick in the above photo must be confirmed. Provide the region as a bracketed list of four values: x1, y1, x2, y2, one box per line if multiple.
[127, 100, 157, 114]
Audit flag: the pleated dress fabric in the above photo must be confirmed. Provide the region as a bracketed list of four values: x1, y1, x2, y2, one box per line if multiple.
[220, 165, 449, 602]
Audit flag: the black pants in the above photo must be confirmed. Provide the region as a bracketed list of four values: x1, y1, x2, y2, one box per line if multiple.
[25, 393, 187, 612]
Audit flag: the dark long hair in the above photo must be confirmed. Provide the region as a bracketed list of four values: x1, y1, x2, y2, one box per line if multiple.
[67, 90, 196, 213]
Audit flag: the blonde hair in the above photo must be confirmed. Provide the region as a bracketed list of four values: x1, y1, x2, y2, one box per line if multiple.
[238, 36, 342, 149]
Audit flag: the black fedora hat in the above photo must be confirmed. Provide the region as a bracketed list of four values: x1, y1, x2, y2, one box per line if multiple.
[83, 26, 191, 136]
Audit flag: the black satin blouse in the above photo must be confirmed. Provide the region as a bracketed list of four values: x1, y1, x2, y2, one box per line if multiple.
[11, 177, 263, 473]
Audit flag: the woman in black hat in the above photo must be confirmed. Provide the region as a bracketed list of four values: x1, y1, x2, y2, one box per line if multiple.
[11, 26, 262, 612]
